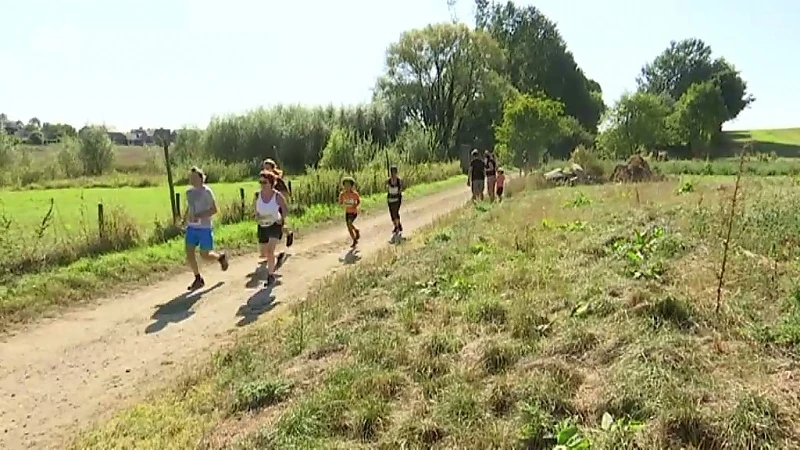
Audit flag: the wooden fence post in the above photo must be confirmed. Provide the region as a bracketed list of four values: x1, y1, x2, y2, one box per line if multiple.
[163, 142, 178, 221]
[239, 187, 246, 221]
[174, 193, 181, 216]
[97, 203, 105, 239]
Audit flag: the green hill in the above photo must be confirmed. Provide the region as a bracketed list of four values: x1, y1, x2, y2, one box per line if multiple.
[724, 128, 800, 157]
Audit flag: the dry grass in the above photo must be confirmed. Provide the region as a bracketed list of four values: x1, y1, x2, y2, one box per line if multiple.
[72, 175, 800, 449]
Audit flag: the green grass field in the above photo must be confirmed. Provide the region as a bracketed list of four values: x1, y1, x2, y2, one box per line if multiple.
[2, 165, 458, 241]
[71, 175, 800, 449]
[724, 127, 800, 157]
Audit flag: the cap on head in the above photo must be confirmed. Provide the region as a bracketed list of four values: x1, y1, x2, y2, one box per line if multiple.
[471, 149, 479, 157]
[389, 165, 398, 172]
[263, 158, 276, 167]
[190, 166, 206, 182]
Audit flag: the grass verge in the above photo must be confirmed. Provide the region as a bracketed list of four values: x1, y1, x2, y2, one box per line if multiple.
[0, 175, 466, 331]
[72, 175, 800, 449]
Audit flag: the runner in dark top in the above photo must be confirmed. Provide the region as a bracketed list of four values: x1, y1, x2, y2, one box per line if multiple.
[387, 165, 403, 234]
[467, 149, 486, 201]
[484, 149, 498, 202]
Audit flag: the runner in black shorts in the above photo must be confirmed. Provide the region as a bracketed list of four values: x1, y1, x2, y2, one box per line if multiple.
[387, 165, 403, 234]
[254, 171, 289, 285]
[339, 177, 361, 248]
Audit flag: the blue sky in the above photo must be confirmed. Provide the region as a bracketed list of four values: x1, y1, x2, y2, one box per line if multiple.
[1, 0, 797, 131]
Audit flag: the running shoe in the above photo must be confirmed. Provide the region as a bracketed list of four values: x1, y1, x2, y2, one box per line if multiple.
[286, 231, 294, 247]
[266, 274, 276, 286]
[218, 252, 229, 271]
[188, 275, 205, 291]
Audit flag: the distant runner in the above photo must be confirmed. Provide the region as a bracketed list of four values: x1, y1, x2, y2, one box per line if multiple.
[484, 149, 498, 202]
[262, 158, 294, 248]
[467, 149, 485, 202]
[182, 166, 229, 291]
[254, 170, 288, 286]
[387, 165, 403, 235]
[496, 167, 506, 202]
[339, 177, 361, 248]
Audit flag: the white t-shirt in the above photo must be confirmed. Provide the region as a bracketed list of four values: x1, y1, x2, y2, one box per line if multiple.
[256, 191, 282, 226]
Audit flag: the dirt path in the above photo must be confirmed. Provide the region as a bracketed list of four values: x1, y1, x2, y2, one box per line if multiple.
[0, 183, 477, 449]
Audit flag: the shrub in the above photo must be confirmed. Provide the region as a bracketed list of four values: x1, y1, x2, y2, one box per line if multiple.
[78, 126, 115, 176]
[570, 145, 605, 178]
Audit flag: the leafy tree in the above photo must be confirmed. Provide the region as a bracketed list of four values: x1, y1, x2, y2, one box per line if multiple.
[319, 127, 358, 171]
[25, 117, 42, 131]
[172, 128, 205, 163]
[57, 137, 84, 177]
[26, 131, 44, 145]
[669, 81, 729, 157]
[476, 2, 605, 133]
[495, 93, 566, 170]
[0, 131, 16, 169]
[598, 92, 674, 158]
[638, 38, 753, 122]
[78, 126, 115, 175]
[376, 22, 504, 158]
[394, 121, 435, 164]
[41, 122, 77, 141]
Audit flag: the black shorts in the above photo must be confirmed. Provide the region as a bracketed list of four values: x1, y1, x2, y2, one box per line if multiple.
[345, 212, 358, 224]
[388, 200, 401, 220]
[257, 223, 283, 243]
[496, 187, 504, 196]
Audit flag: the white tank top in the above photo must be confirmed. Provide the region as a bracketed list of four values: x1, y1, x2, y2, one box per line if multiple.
[256, 191, 282, 225]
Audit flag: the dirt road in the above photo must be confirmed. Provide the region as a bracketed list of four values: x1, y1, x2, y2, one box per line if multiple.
[0, 183, 476, 449]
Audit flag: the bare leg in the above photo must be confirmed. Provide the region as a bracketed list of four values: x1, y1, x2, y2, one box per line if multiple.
[186, 244, 199, 275]
[265, 239, 279, 275]
[199, 250, 221, 261]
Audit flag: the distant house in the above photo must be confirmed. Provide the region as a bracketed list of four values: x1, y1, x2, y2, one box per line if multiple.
[151, 128, 172, 145]
[127, 127, 152, 146]
[2, 119, 23, 137]
[107, 131, 128, 145]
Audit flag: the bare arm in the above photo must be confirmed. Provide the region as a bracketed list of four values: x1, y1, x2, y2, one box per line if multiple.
[195, 203, 217, 219]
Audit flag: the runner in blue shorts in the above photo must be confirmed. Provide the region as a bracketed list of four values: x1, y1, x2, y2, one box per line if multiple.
[183, 166, 229, 291]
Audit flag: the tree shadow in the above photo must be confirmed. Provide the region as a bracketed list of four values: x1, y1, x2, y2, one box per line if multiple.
[339, 248, 361, 265]
[145, 282, 224, 334]
[718, 131, 800, 157]
[236, 285, 280, 327]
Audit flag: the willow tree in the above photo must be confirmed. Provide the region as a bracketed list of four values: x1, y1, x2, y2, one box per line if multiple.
[376, 22, 504, 160]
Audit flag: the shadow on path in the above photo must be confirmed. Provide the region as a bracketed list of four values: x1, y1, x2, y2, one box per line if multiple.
[236, 284, 280, 327]
[339, 248, 361, 265]
[244, 253, 292, 288]
[145, 282, 224, 334]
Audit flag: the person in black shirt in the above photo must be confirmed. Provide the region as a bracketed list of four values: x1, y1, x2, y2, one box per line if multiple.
[484, 149, 498, 202]
[467, 149, 486, 201]
[386, 165, 403, 234]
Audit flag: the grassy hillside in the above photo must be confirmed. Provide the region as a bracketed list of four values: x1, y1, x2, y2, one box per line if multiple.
[725, 128, 800, 157]
[73, 175, 800, 449]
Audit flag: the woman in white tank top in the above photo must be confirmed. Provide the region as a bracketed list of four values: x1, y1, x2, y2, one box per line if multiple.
[253, 171, 289, 285]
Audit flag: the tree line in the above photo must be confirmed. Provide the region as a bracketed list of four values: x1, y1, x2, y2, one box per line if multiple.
[3, 1, 752, 179]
